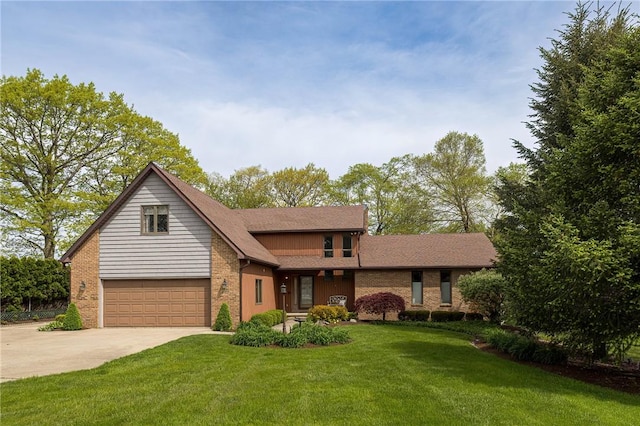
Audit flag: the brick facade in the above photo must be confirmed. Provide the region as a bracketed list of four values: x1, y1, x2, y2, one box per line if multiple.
[69, 231, 100, 328]
[211, 232, 241, 327]
[354, 269, 471, 320]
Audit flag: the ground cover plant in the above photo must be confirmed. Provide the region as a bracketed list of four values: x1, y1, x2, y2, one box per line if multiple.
[1, 325, 638, 425]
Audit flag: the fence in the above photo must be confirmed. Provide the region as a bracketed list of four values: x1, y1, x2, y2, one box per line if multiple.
[0, 308, 67, 322]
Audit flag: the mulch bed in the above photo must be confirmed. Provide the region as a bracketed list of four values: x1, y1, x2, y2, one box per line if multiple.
[474, 341, 640, 395]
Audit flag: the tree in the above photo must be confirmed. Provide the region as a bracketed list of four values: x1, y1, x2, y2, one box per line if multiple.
[457, 269, 507, 323]
[62, 302, 83, 330]
[331, 156, 434, 235]
[0, 69, 206, 258]
[270, 163, 329, 207]
[414, 132, 491, 233]
[496, 3, 640, 362]
[206, 166, 273, 209]
[213, 303, 232, 331]
[354, 292, 405, 321]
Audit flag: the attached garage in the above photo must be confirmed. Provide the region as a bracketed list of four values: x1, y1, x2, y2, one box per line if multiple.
[103, 279, 211, 327]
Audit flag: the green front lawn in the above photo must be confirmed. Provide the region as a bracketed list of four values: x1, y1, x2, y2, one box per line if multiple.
[2, 325, 638, 425]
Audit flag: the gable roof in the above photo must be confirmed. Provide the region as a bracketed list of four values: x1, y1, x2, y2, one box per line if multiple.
[236, 205, 367, 233]
[359, 233, 497, 269]
[60, 163, 278, 266]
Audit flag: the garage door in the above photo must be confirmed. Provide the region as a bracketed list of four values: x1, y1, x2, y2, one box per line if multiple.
[103, 279, 211, 327]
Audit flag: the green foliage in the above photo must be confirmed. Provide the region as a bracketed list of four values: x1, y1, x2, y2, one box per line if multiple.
[430, 311, 465, 322]
[484, 329, 568, 365]
[413, 131, 491, 233]
[213, 303, 232, 331]
[464, 313, 484, 321]
[496, 3, 640, 363]
[0, 69, 206, 258]
[307, 305, 348, 323]
[398, 310, 430, 321]
[250, 309, 284, 327]
[270, 163, 330, 207]
[62, 303, 83, 331]
[38, 320, 64, 331]
[55, 314, 66, 322]
[0, 256, 69, 310]
[457, 269, 507, 323]
[206, 166, 273, 209]
[230, 321, 350, 348]
[354, 292, 405, 320]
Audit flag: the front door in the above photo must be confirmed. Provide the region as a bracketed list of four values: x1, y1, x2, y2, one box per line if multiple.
[299, 276, 314, 309]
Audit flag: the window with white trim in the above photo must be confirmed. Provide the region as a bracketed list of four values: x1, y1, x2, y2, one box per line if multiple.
[255, 279, 263, 304]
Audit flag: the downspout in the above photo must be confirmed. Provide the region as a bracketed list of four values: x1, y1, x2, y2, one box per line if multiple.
[239, 259, 251, 322]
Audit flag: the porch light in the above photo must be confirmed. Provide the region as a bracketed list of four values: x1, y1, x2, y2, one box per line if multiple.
[221, 279, 228, 292]
[79, 281, 86, 291]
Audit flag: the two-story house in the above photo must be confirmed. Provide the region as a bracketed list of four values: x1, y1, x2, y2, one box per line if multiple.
[61, 163, 496, 328]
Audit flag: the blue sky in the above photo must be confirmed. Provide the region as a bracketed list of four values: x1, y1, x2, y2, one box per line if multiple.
[3, 1, 626, 178]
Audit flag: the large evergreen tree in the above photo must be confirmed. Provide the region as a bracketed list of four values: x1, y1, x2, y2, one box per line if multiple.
[496, 2, 640, 362]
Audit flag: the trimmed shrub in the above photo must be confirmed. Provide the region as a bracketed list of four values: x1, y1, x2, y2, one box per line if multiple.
[483, 328, 567, 365]
[231, 321, 351, 348]
[308, 305, 348, 323]
[354, 292, 405, 320]
[465, 312, 484, 321]
[398, 310, 430, 321]
[62, 303, 82, 330]
[430, 311, 465, 322]
[457, 269, 507, 323]
[250, 309, 285, 327]
[213, 303, 232, 331]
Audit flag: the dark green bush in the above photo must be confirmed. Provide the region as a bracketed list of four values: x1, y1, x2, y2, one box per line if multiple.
[231, 321, 350, 348]
[62, 303, 82, 330]
[398, 310, 430, 321]
[483, 328, 567, 365]
[213, 303, 232, 331]
[430, 311, 465, 322]
[465, 312, 484, 321]
[1, 256, 69, 311]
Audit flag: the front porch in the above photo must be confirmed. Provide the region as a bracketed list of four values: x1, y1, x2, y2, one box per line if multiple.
[275, 270, 355, 313]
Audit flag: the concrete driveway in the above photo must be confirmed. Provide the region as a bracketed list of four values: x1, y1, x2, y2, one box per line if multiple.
[0, 323, 220, 382]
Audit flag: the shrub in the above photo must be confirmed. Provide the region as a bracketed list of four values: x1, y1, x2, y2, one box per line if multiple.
[465, 312, 484, 321]
[62, 303, 83, 330]
[213, 303, 232, 331]
[55, 314, 66, 322]
[308, 305, 348, 323]
[431, 311, 464, 322]
[457, 269, 507, 323]
[38, 320, 64, 331]
[354, 292, 405, 320]
[231, 321, 350, 348]
[398, 310, 430, 321]
[230, 321, 280, 347]
[483, 328, 567, 365]
[250, 309, 285, 327]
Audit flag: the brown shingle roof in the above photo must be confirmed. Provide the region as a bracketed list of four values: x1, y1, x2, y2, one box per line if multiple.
[276, 256, 360, 270]
[359, 233, 497, 269]
[237, 205, 367, 233]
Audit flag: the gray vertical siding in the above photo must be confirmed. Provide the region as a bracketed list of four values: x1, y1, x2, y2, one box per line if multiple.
[99, 174, 212, 279]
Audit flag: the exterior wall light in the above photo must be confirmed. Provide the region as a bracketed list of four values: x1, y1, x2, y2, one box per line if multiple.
[280, 283, 287, 333]
[221, 279, 228, 292]
[79, 281, 86, 291]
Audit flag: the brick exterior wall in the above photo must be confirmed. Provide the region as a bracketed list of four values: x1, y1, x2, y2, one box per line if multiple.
[211, 232, 241, 327]
[354, 269, 471, 320]
[69, 231, 100, 328]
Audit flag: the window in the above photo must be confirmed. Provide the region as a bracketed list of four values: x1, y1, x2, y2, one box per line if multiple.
[324, 270, 334, 281]
[324, 235, 333, 258]
[343, 269, 354, 280]
[255, 279, 263, 304]
[411, 271, 423, 305]
[440, 270, 452, 305]
[142, 205, 169, 234]
[343, 234, 353, 257]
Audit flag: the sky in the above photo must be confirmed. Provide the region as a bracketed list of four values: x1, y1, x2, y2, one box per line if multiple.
[3, 0, 632, 179]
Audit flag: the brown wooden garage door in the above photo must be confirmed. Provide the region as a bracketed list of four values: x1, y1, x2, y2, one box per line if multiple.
[103, 279, 211, 327]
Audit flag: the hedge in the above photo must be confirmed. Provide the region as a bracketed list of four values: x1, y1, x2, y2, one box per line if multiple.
[1, 256, 69, 311]
[398, 310, 430, 321]
[250, 309, 285, 327]
[430, 311, 465, 322]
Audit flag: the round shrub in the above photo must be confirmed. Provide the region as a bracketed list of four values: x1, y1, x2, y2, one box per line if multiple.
[62, 303, 82, 330]
[465, 312, 484, 321]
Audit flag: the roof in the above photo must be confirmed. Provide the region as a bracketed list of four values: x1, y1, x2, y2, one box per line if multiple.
[358, 233, 497, 269]
[276, 256, 360, 271]
[237, 205, 367, 233]
[61, 163, 278, 266]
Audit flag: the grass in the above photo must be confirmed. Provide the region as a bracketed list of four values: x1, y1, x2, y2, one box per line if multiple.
[1, 324, 639, 425]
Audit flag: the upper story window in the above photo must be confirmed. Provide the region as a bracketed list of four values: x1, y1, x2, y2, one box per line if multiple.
[343, 234, 353, 257]
[142, 205, 169, 234]
[324, 235, 333, 258]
